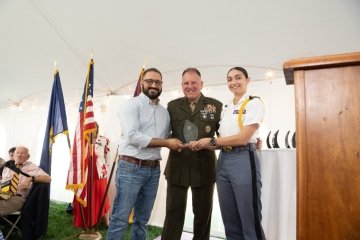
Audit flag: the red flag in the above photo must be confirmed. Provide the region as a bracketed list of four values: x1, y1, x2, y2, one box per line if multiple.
[66, 59, 96, 206]
[133, 67, 145, 97]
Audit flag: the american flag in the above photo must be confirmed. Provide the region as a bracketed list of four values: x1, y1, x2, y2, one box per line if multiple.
[66, 59, 96, 206]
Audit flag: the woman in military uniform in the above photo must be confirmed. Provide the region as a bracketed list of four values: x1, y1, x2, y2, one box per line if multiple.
[190, 67, 266, 240]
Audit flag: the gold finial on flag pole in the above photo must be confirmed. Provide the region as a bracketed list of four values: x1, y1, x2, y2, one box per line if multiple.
[141, 59, 148, 80]
[54, 61, 59, 73]
[143, 59, 148, 69]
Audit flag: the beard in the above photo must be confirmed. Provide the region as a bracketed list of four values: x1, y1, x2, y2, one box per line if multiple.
[143, 86, 162, 99]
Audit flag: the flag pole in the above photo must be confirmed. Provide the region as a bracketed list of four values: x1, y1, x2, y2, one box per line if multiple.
[88, 132, 94, 228]
[78, 134, 101, 239]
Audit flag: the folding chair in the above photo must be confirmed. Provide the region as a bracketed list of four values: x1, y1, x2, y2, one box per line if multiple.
[1, 210, 22, 239]
[0, 182, 50, 240]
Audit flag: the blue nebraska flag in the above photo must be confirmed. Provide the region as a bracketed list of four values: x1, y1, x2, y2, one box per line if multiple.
[39, 69, 70, 175]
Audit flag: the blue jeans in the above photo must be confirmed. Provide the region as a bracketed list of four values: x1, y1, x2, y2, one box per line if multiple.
[107, 160, 160, 240]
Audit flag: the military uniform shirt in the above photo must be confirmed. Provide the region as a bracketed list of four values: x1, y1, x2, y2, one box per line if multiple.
[219, 93, 264, 143]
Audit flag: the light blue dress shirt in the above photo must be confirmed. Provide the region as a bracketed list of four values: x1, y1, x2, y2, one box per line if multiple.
[118, 93, 170, 160]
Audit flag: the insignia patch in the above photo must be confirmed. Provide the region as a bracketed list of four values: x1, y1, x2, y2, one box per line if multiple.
[200, 109, 208, 119]
[205, 125, 211, 133]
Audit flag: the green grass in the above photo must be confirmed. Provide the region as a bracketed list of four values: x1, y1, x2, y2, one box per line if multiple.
[1, 201, 162, 240]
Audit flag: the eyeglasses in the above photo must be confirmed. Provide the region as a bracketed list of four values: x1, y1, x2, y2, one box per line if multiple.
[143, 79, 163, 86]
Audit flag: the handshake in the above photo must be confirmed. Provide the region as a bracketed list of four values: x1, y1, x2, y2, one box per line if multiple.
[166, 137, 263, 152]
[165, 138, 213, 152]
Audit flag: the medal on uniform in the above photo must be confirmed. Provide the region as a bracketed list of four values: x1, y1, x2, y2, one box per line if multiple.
[205, 125, 211, 133]
[200, 109, 207, 119]
[206, 104, 217, 113]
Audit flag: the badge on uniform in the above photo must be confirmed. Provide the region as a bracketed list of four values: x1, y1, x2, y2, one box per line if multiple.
[205, 125, 211, 133]
[200, 104, 217, 120]
[206, 104, 216, 119]
[206, 104, 217, 113]
[200, 110, 208, 119]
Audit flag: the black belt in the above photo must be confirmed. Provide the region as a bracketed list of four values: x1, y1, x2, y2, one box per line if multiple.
[119, 155, 160, 168]
[221, 143, 255, 152]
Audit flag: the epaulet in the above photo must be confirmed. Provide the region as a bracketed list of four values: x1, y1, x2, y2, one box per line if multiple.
[249, 95, 260, 100]
[237, 95, 261, 130]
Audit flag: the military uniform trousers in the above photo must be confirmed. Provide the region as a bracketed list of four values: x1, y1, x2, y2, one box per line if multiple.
[161, 182, 214, 240]
[216, 149, 265, 240]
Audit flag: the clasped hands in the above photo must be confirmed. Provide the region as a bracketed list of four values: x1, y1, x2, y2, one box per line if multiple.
[167, 138, 211, 152]
[167, 137, 262, 152]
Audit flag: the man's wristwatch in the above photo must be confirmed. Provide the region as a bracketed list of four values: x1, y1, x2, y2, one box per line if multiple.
[209, 137, 217, 146]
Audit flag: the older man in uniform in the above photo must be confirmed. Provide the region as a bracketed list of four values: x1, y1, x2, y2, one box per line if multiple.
[162, 68, 222, 240]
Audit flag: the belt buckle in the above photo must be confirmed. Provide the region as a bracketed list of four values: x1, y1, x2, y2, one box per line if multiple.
[141, 160, 158, 168]
[148, 161, 156, 167]
[223, 146, 232, 152]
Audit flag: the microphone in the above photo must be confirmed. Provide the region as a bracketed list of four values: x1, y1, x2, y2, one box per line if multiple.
[4, 160, 31, 177]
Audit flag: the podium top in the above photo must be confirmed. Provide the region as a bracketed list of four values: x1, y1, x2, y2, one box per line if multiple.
[283, 52, 360, 84]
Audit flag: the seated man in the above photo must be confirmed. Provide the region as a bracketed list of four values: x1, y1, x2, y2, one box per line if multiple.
[0, 147, 16, 180]
[8, 147, 16, 160]
[0, 145, 51, 215]
[0, 157, 5, 180]
[0, 158, 5, 166]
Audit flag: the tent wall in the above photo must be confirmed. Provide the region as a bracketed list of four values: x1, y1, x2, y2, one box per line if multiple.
[0, 78, 295, 237]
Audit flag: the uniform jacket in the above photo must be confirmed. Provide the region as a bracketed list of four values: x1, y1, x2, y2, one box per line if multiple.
[164, 93, 222, 187]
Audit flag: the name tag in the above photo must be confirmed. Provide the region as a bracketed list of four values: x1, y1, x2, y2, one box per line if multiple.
[233, 109, 246, 114]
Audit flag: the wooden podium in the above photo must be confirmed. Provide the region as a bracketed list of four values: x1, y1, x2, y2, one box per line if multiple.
[283, 52, 360, 240]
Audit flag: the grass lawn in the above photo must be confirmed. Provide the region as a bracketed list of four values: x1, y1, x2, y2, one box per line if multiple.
[1, 201, 162, 240]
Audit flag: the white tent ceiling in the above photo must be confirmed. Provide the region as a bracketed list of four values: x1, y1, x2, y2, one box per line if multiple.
[0, 0, 359, 109]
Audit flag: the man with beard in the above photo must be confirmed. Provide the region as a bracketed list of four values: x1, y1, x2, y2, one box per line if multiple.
[107, 68, 184, 240]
